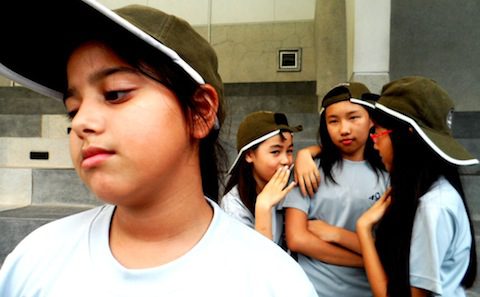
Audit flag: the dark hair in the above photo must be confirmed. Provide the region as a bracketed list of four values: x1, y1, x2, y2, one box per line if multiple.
[317, 104, 384, 184]
[372, 111, 477, 296]
[64, 33, 227, 202]
[223, 131, 289, 215]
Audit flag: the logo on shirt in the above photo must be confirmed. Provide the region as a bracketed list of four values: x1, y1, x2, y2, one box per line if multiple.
[368, 192, 381, 201]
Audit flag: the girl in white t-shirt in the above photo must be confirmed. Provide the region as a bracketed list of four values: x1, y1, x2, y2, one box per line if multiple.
[0, 2, 318, 296]
[357, 76, 477, 297]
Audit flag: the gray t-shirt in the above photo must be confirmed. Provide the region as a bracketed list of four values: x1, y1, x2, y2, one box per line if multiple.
[283, 159, 389, 297]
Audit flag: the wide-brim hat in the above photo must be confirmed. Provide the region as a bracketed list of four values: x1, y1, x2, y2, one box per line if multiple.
[319, 82, 376, 115]
[228, 111, 303, 174]
[0, 0, 223, 103]
[375, 76, 478, 166]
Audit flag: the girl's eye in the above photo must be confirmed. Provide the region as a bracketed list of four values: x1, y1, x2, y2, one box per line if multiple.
[104, 90, 130, 102]
[287, 149, 294, 154]
[66, 110, 78, 120]
[270, 150, 280, 155]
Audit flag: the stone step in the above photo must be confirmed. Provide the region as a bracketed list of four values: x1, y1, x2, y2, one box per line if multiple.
[0, 168, 99, 209]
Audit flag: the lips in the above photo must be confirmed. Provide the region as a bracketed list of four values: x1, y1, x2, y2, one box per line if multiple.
[81, 146, 115, 169]
[340, 138, 353, 145]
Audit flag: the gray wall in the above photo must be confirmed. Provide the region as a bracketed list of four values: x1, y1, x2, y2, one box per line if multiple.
[390, 0, 480, 111]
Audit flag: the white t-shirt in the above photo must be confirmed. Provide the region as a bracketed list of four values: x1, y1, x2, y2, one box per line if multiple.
[221, 186, 284, 245]
[409, 177, 472, 296]
[0, 200, 318, 297]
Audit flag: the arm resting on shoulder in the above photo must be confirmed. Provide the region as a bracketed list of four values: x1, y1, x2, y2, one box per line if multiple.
[294, 145, 322, 197]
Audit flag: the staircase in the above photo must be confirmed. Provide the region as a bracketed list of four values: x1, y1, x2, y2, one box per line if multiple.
[1, 83, 479, 295]
[0, 87, 100, 264]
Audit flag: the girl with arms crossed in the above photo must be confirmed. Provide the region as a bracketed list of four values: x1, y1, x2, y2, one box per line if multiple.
[283, 82, 389, 296]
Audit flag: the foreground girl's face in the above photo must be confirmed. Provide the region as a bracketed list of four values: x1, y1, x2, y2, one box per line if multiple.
[64, 42, 193, 206]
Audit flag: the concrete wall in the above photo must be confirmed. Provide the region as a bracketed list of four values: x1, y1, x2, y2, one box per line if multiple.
[313, 0, 347, 108]
[390, 0, 480, 111]
[0, 0, 317, 86]
[104, 0, 317, 83]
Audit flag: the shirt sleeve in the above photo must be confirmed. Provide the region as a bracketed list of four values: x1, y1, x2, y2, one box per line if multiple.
[220, 194, 255, 228]
[409, 203, 455, 295]
[281, 187, 309, 214]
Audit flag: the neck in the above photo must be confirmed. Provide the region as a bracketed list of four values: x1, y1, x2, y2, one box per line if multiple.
[108, 157, 214, 268]
[342, 147, 366, 161]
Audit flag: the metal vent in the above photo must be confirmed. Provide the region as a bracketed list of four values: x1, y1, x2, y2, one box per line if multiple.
[278, 48, 302, 72]
[30, 151, 49, 160]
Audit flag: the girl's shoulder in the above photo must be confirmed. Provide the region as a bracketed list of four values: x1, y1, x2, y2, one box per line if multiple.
[6, 205, 109, 259]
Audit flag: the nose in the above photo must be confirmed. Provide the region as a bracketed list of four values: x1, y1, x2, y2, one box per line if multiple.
[340, 120, 351, 135]
[280, 152, 292, 166]
[70, 100, 105, 139]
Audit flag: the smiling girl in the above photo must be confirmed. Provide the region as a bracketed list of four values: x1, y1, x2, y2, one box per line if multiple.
[221, 111, 303, 245]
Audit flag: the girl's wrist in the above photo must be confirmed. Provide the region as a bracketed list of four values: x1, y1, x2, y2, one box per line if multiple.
[255, 198, 274, 212]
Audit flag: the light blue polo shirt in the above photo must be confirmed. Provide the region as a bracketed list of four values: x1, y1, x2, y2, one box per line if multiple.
[410, 177, 472, 296]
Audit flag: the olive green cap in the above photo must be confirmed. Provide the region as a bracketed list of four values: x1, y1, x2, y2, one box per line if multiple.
[0, 0, 223, 105]
[228, 111, 303, 174]
[320, 82, 376, 114]
[375, 76, 478, 166]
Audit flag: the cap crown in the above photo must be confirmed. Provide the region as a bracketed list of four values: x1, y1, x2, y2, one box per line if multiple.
[116, 5, 224, 102]
[236, 111, 302, 152]
[379, 76, 453, 136]
[375, 76, 478, 165]
[321, 82, 371, 108]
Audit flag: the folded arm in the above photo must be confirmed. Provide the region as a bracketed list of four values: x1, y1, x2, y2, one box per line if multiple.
[285, 208, 363, 267]
[308, 219, 361, 254]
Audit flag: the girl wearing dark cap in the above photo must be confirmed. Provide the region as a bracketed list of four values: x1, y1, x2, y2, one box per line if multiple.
[0, 1, 318, 296]
[222, 111, 303, 245]
[283, 82, 389, 297]
[357, 76, 477, 297]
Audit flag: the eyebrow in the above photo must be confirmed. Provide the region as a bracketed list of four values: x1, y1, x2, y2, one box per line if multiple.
[268, 143, 293, 149]
[327, 109, 362, 118]
[64, 66, 139, 101]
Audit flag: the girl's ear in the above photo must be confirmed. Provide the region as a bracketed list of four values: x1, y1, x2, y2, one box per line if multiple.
[191, 84, 219, 139]
[245, 150, 254, 164]
[368, 118, 374, 129]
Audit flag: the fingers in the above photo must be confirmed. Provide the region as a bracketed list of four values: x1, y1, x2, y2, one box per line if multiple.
[307, 170, 320, 197]
[298, 176, 308, 197]
[376, 187, 392, 205]
[267, 166, 291, 188]
[299, 170, 321, 198]
[283, 181, 297, 194]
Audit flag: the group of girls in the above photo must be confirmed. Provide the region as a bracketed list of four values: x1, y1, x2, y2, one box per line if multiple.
[0, 1, 476, 296]
[223, 78, 477, 297]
